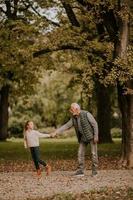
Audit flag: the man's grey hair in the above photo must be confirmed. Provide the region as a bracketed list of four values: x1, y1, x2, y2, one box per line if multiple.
[71, 103, 80, 110]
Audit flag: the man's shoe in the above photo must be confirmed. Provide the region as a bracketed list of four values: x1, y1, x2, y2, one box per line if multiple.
[74, 170, 84, 177]
[45, 164, 51, 176]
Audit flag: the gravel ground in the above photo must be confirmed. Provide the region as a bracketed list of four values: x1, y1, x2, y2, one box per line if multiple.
[0, 170, 133, 200]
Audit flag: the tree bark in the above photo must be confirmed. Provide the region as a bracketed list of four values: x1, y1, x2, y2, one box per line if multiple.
[114, 3, 133, 167]
[95, 81, 113, 143]
[117, 81, 133, 167]
[61, 1, 80, 27]
[0, 85, 10, 140]
[117, 84, 130, 165]
[0, 1, 19, 141]
[128, 88, 133, 167]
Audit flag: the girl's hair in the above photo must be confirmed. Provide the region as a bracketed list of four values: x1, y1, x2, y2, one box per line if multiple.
[24, 121, 31, 131]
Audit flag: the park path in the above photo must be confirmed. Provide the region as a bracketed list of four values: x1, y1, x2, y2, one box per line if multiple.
[0, 170, 133, 200]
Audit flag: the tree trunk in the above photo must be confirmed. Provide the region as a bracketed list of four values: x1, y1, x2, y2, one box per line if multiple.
[117, 84, 130, 166]
[95, 81, 113, 143]
[128, 90, 133, 167]
[117, 82, 133, 167]
[0, 1, 17, 141]
[0, 85, 9, 140]
[114, 3, 133, 167]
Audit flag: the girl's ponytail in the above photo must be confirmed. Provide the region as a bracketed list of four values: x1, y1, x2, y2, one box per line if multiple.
[24, 121, 30, 131]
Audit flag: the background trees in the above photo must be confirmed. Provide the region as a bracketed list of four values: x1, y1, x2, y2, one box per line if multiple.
[0, 0, 133, 167]
[0, 19, 42, 139]
[0, 0, 52, 139]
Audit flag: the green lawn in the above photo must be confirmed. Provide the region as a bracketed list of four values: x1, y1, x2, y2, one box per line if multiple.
[0, 137, 121, 161]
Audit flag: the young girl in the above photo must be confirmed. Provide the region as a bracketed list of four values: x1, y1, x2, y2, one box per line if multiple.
[24, 121, 51, 177]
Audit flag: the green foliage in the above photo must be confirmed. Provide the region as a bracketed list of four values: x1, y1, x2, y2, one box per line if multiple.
[0, 19, 43, 94]
[8, 71, 82, 136]
[1, 0, 132, 94]
[111, 128, 122, 138]
[0, 0, 132, 138]
[8, 117, 24, 137]
[101, 46, 133, 86]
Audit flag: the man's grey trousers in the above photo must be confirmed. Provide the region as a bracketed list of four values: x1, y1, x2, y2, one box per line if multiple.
[77, 141, 98, 172]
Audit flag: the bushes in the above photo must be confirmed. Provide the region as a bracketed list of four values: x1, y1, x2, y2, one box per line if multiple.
[111, 128, 122, 138]
[8, 115, 43, 138]
[8, 119, 23, 138]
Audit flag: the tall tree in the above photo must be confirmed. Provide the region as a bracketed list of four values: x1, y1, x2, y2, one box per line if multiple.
[65, 0, 133, 165]
[0, 0, 46, 140]
[89, 0, 133, 165]
[60, 1, 113, 143]
[33, 0, 133, 166]
[114, 1, 133, 167]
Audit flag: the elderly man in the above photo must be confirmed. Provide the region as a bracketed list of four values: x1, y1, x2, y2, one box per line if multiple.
[52, 103, 98, 176]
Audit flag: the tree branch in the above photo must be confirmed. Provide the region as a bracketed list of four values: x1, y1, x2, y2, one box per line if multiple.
[22, 0, 60, 27]
[76, 0, 118, 41]
[0, 6, 6, 14]
[76, 0, 92, 10]
[100, 7, 118, 41]
[33, 45, 81, 57]
[12, 0, 19, 18]
[61, 1, 80, 27]
[5, 0, 12, 19]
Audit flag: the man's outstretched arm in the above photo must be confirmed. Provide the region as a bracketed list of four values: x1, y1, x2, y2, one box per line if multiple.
[51, 119, 73, 137]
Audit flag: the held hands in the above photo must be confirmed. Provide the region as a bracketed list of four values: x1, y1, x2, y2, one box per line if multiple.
[50, 131, 57, 138]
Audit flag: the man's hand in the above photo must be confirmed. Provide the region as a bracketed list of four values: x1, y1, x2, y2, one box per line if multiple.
[50, 131, 57, 138]
[93, 135, 99, 144]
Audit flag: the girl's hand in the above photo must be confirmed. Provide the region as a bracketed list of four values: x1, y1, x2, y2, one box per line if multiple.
[50, 132, 57, 138]
[24, 140, 28, 148]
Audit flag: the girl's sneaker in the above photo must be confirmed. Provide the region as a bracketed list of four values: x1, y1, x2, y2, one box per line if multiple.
[45, 164, 51, 176]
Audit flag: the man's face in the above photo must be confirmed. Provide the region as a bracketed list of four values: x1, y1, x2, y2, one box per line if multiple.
[69, 107, 80, 116]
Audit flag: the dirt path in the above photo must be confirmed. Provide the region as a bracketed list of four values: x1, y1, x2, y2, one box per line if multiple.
[0, 170, 133, 200]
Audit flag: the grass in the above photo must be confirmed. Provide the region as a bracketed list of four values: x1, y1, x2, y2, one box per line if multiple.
[0, 137, 121, 161]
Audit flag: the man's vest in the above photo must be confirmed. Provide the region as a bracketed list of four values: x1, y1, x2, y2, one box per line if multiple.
[72, 110, 94, 143]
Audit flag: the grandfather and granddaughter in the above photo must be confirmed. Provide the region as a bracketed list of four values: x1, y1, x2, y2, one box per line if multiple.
[23, 103, 98, 177]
